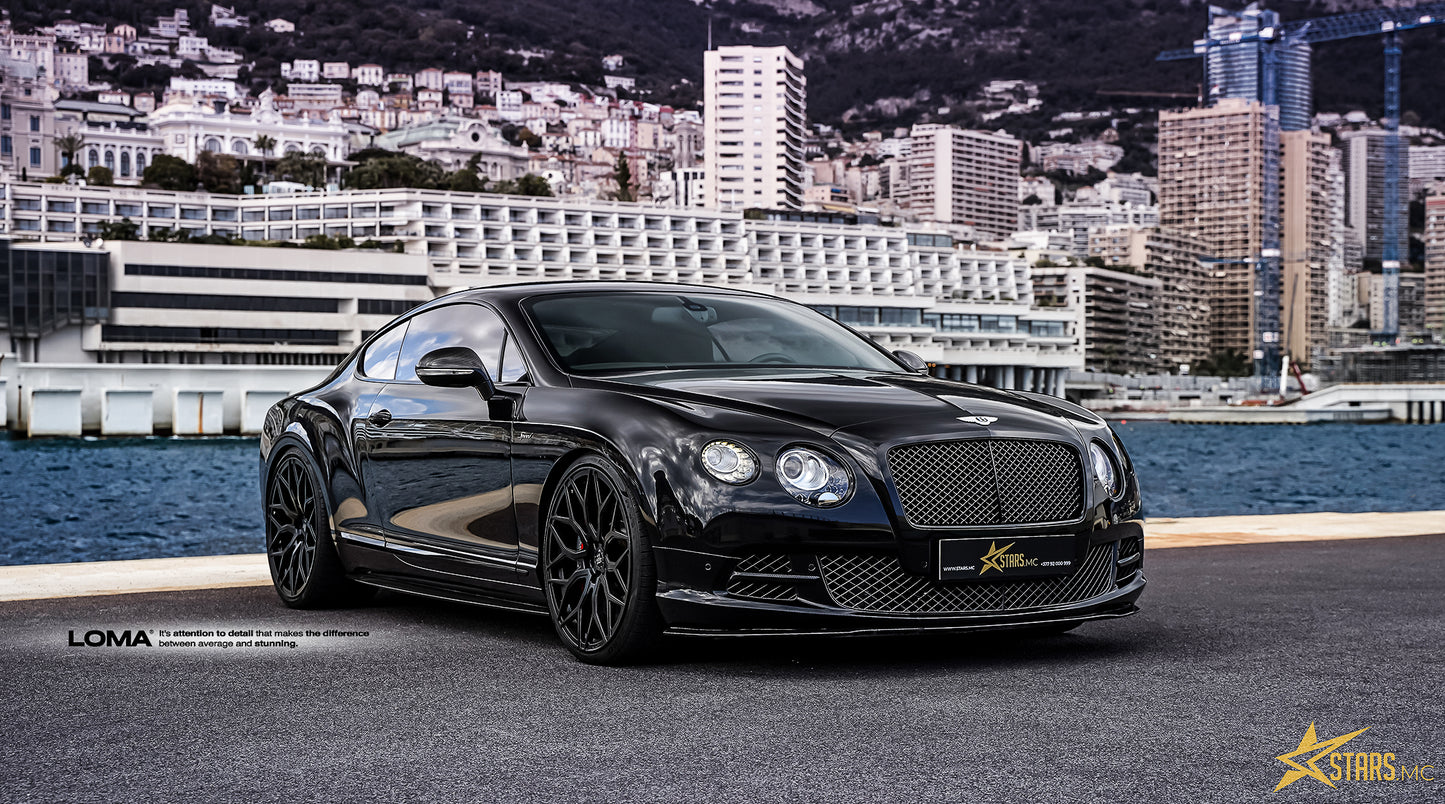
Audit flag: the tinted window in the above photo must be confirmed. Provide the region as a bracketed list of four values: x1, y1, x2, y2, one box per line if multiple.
[499, 335, 527, 383]
[395, 303, 506, 383]
[361, 321, 409, 379]
[526, 292, 903, 375]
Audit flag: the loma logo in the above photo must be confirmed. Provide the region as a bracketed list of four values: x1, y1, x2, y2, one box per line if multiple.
[957, 416, 998, 426]
[68, 629, 152, 647]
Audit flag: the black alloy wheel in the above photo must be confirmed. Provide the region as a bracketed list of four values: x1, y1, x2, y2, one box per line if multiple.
[542, 456, 661, 663]
[265, 449, 368, 608]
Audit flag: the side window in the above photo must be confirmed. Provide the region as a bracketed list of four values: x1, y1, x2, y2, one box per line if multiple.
[499, 334, 528, 383]
[395, 303, 506, 383]
[361, 321, 409, 380]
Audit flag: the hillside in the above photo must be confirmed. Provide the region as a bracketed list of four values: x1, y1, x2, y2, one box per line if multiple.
[13, 0, 1445, 131]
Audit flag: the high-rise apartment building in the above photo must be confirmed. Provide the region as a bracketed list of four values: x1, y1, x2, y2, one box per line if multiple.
[1088, 226, 1213, 372]
[703, 45, 806, 211]
[1341, 129, 1411, 263]
[1425, 194, 1445, 337]
[1158, 99, 1269, 355]
[1280, 129, 1335, 365]
[1032, 264, 1161, 374]
[904, 124, 1021, 240]
[1205, 4, 1312, 131]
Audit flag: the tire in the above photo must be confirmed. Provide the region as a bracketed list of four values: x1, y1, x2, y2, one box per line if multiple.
[264, 448, 372, 609]
[540, 455, 663, 664]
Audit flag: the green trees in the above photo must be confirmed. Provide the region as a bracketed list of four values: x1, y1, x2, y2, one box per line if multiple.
[87, 166, 114, 186]
[344, 150, 446, 190]
[273, 152, 327, 188]
[197, 151, 241, 193]
[507, 174, 554, 197]
[1192, 350, 1252, 378]
[611, 152, 634, 202]
[143, 154, 198, 191]
[56, 132, 86, 177]
[98, 218, 141, 241]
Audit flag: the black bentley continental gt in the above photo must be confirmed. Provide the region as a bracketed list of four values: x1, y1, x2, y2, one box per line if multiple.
[260, 281, 1145, 663]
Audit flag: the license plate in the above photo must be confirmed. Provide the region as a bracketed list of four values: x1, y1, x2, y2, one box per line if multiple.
[937, 535, 1078, 582]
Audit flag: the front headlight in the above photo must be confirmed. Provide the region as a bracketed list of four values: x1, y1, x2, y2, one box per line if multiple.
[701, 440, 758, 484]
[776, 447, 850, 507]
[1088, 441, 1121, 498]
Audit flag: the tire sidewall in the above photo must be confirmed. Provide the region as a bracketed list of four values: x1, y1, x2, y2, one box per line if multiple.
[541, 455, 658, 663]
[265, 447, 335, 607]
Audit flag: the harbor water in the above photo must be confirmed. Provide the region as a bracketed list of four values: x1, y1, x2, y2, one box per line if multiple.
[2, 422, 1443, 565]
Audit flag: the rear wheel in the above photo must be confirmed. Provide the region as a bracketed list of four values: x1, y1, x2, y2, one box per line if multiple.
[265, 449, 370, 608]
[541, 456, 662, 664]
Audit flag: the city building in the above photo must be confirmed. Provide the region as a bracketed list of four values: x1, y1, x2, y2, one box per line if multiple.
[414, 68, 444, 92]
[1368, 272, 1427, 338]
[353, 64, 384, 87]
[55, 100, 164, 185]
[1341, 129, 1411, 263]
[0, 182, 1081, 391]
[148, 91, 351, 165]
[1408, 144, 1445, 193]
[369, 118, 529, 178]
[702, 45, 807, 211]
[284, 59, 320, 83]
[1016, 201, 1159, 257]
[1032, 264, 1161, 374]
[0, 237, 429, 365]
[1280, 129, 1336, 365]
[904, 124, 1021, 241]
[1, 56, 57, 180]
[322, 62, 350, 80]
[656, 167, 707, 208]
[1426, 195, 1445, 339]
[1158, 98, 1269, 356]
[1032, 141, 1123, 176]
[1088, 226, 1213, 372]
[265, 19, 295, 34]
[1205, 3, 1312, 131]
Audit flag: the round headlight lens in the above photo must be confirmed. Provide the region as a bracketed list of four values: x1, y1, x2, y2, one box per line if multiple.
[701, 440, 757, 484]
[776, 447, 851, 507]
[1089, 441, 1121, 497]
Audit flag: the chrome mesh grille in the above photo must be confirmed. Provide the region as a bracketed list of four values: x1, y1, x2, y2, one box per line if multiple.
[818, 542, 1116, 615]
[888, 439, 1084, 527]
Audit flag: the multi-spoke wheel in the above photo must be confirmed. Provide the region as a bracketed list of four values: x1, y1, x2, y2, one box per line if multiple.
[542, 456, 662, 663]
[265, 449, 369, 608]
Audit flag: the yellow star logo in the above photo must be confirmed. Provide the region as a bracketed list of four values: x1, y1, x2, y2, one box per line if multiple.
[1273, 723, 1371, 792]
[979, 541, 1015, 575]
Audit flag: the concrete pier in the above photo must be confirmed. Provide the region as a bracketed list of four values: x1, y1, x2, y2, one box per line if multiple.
[101, 389, 155, 436]
[1, 363, 329, 436]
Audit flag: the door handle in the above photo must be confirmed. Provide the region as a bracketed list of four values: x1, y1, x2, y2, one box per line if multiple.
[368, 409, 392, 427]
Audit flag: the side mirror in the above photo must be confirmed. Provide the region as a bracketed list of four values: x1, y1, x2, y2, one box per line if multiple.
[893, 350, 931, 375]
[416, 347, 496, 399]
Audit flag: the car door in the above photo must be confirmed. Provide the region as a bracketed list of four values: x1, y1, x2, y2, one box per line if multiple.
[361, 302, 521, 583]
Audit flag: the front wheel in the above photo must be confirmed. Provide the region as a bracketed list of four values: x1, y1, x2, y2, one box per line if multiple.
[541, 456, 663, 664]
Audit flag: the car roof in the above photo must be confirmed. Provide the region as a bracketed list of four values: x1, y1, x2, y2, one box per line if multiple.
[434, 280, 772, 306]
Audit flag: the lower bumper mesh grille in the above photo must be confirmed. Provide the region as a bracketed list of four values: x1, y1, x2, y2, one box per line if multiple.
[817, 542, 1116, 615]
[725, 553, 801, 602]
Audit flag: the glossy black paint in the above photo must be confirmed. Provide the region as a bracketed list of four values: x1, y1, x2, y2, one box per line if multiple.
[260, 281, 1145, 634]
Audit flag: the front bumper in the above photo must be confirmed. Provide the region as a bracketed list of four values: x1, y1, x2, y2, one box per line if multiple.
[652, 520, 1145, 635]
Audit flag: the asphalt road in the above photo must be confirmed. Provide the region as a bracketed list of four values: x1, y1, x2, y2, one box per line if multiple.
[2, 535, 1443, 804]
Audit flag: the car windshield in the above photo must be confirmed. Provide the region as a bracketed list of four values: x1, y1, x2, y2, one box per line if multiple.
[525, 291, 906, 375]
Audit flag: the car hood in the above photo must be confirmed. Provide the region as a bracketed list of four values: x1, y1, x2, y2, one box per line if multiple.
[582, 369, 1092, 444]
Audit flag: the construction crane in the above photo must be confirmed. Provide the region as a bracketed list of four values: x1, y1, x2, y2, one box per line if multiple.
[1158, 2, 1445, 391]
